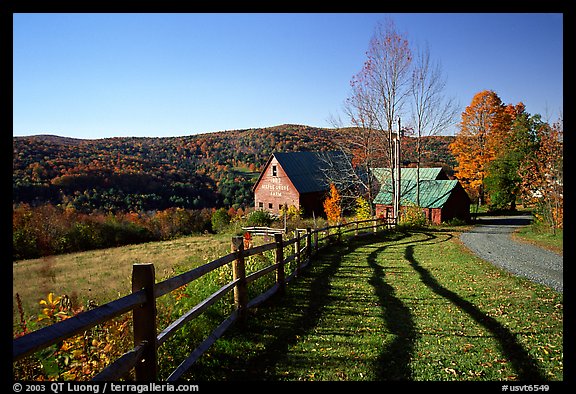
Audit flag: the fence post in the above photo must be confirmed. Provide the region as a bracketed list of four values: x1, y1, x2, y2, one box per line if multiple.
[132, 263, 157, 381]
[231, 236, 247, 323]
[294, 230, 301, 277]
[305, 227, 312, 261]
[313, 227, 319, 254]
[274, 233, 285, 296]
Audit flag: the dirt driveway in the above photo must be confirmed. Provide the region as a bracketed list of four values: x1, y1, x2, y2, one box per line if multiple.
[459, 215, 563, 293]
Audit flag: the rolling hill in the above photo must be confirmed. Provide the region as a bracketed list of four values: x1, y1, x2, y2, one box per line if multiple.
[13, 124, 456, 212]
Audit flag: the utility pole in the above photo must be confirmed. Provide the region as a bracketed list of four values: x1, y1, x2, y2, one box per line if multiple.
[393, 118, 402, 221]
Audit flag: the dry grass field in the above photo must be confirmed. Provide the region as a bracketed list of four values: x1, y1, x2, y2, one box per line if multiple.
[13, 233, 232, 326]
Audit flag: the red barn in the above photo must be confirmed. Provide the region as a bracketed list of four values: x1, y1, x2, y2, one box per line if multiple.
[253, 151, 344, 217]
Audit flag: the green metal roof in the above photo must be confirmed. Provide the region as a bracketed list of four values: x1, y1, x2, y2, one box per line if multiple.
[371, 167, 445, 183]
[373, 179, 461, 209]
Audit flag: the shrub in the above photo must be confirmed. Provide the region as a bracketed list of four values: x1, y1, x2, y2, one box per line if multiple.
[279, 204, 302, 220]
[398, 203, 427, 228]
[354, 197, 372, 221]
[245, 209, 273, 227]
[12, 204, 214, 260]
[13, 227, 39, 260]
[101, 218, 153, 246]
[59, 221, 102, 252]
[187, 208, 213, 234]
[211, 208, 231, 233]
[13, 292, 131, 381]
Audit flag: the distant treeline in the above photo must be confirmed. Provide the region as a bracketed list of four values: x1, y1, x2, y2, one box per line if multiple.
[12, 204, 217, 260]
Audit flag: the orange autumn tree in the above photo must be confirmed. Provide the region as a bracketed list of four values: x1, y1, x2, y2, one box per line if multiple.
[323, 183, 342, 225]
[449, 90, 513, 205]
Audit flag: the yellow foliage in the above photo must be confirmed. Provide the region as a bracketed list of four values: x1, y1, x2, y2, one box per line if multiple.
[37, 293, 69, 323]
[355, 197, 372, 221]
[15, 292, 132, 381]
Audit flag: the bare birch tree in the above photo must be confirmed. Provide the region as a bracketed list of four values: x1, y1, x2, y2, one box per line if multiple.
[410, 43, 459, 206]
[327, 19, 412, 218]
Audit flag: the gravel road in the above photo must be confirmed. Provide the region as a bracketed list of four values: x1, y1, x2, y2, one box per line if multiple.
[459, 215, 563, 293]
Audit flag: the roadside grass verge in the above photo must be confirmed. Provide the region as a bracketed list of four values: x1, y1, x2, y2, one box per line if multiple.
[187, 228, 563, 381]
[512, 225, 563, 255]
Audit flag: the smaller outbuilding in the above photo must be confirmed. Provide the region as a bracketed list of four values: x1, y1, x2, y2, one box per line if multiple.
[372, 167, 471, 224]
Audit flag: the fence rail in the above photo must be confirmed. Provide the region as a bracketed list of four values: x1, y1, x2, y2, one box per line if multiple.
[241, 226, 285, 236]
[13, 217, 394, 381]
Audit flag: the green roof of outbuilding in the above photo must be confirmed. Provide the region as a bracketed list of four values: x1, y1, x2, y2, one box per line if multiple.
[373, 179, 462, 209]
[371, 167, 445, 183]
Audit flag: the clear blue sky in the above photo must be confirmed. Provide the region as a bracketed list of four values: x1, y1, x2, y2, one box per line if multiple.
[13, 13, 563, 139]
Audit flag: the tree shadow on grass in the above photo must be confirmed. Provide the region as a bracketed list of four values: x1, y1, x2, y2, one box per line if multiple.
[188, 228, 545, 381]
[366, 241, 419, 380]
[365, 230, 442, 380]
[189, 231, 419, 381]
[405, 232, 546, 381]
[187, 237, 355, 380]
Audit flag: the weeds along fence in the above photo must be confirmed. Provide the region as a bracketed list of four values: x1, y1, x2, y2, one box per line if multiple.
[13, 217, 393, 381]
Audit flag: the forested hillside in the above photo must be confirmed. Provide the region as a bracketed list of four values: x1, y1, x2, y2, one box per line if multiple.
[401, 135, 457, 173]
[13, 125, 338, 212]
[13, 124, 456, 212]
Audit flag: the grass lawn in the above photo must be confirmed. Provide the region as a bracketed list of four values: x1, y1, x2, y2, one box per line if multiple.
[187, 228, 563, 381]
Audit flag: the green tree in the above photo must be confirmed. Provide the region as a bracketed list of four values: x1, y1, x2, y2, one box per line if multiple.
[484, 111, 542, 211]
[211, 208, 231, 233]
[484, 157, 521, 211]
[246, 210, 273, 227]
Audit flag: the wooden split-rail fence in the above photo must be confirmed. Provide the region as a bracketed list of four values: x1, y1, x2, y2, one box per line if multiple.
[13, 217, 394, 381]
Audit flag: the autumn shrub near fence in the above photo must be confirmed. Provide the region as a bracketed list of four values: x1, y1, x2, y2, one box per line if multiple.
[13, 218, 392, 381]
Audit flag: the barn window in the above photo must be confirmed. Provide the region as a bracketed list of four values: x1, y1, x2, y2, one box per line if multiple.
[272, 165, 277, 177]
[258, 202, 263, 208]
[268, 203, 273, 209]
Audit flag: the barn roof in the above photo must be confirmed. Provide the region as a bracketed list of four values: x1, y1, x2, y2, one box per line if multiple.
[254, 151, 347, 194]
[373, 179, 464, 209]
